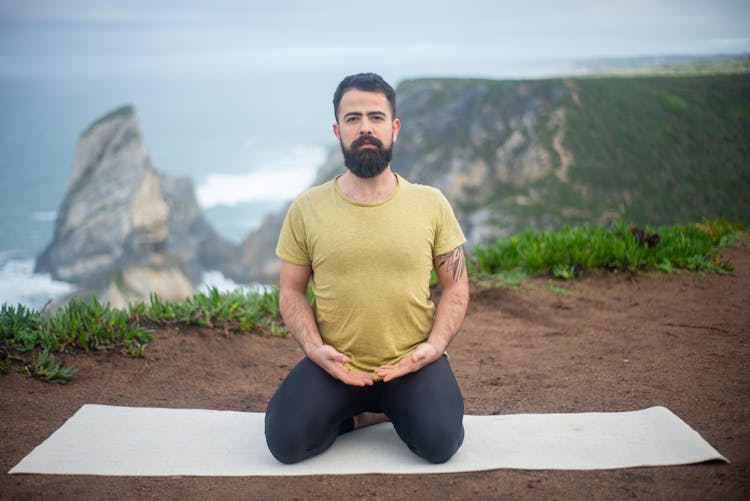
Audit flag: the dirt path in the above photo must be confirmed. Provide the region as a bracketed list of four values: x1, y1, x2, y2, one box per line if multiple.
[2, 245, 749, 500]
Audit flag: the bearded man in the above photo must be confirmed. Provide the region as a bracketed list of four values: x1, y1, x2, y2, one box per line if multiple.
[265, 73, 469, 464]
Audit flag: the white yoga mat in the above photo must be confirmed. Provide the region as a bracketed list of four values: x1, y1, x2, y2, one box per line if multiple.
[9, 404, 727, 476]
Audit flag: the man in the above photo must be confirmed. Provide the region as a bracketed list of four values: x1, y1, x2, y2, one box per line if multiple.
[265, 72, 469, 464]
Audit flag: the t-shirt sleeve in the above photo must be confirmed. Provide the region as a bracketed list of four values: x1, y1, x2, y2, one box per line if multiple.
[275, 200, 312, 265]
[433, 191, 467, 257]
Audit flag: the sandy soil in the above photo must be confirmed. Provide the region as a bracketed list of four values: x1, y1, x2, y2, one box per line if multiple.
[2, 245, 749, 500]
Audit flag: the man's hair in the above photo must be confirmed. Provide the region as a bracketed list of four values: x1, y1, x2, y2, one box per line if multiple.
[333, 73, 396, 121]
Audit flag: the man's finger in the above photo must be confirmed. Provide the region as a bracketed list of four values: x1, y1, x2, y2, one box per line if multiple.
[334, 364, 373, 386]
[374, 364, 395, 376]
[382, 367, 408, 382]
[381, 360, 415, 381]
[336, 369, 363, 386]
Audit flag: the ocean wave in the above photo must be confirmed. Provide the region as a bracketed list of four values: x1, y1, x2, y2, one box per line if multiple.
[0, 262, 269, 311]
[0, 258, 74, 310]
[196, 145, 326, 208]
[198, 270, 271, 294]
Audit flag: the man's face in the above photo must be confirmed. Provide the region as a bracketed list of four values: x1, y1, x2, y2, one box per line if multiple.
[333, 89, 401, 178]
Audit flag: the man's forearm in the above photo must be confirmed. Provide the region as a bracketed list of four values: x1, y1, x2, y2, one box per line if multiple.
[427, 282, 469, 353]
[279, 289, 323, 357]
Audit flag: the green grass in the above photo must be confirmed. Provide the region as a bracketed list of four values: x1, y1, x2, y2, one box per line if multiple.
[1, 287, 286, 384]
[470, 219, 747, 280]
[547, 282, 573, 296]
[130, 287, 284, 333]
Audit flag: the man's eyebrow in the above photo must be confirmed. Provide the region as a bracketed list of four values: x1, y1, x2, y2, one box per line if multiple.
[343, 111, 387, 118]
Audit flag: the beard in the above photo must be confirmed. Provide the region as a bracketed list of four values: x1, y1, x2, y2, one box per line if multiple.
[340, 135, 393, 179]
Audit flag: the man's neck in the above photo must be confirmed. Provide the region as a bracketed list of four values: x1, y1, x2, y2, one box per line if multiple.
[337, 167, 398, 203]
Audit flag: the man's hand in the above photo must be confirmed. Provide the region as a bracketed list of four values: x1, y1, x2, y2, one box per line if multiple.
[374, 342, 442, 383]
[308, 345, 374, 387]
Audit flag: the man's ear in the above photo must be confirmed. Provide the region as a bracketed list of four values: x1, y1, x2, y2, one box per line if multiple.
[332, 122, 340, 140]
[391, 118, 401, 143]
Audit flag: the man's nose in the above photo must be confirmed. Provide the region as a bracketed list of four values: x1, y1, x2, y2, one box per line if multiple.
[359, 119, 373, 135]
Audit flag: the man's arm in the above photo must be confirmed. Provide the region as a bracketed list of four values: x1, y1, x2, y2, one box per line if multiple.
[374, 246, 469, 382]
[427, 245, 470, 352]
[279, 259, 373, 386]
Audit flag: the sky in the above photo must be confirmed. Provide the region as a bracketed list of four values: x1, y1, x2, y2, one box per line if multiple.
[1, 0, 748, 182]
[0, 0, 749, 182]
[1, 0, 749, 85]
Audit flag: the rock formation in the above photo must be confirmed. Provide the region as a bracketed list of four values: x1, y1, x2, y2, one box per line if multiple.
[42, 75, 747, 290]
[238, 78, 575, 283]
[35, 105, 242, 307]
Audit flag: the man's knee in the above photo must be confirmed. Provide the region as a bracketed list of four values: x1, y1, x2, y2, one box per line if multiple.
[407, 418, 464, 464]
[264, 413, 310, 464]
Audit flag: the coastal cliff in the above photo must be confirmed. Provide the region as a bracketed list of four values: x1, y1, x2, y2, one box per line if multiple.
[240, 74, 750, 283]
[35, 105, 242, 307]
[35, 73, 750, 292]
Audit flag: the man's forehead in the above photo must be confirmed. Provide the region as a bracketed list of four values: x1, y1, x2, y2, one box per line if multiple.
[338, 89, 392, 117]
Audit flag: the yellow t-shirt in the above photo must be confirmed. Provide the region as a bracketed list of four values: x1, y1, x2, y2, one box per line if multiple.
[276, 174, 466, 374]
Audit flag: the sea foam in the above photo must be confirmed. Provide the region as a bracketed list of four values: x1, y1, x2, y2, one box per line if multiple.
[0, 256, 74, 310]
[196, 144, 326, 208]
[198, 270, 272, 294]
[0, 262, 268, 311]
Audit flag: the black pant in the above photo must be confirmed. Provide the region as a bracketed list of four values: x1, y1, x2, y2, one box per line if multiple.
[265, 355, 464, 464]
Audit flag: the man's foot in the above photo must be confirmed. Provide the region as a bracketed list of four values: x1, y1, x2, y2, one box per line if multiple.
[353, 412, 390, 430]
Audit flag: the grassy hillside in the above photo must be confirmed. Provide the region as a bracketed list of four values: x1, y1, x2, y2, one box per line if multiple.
[563, 74, 750, 226]
[390, 72, 749, 244]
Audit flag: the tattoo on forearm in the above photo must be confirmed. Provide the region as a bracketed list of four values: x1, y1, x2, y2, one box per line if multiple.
[436, 246, 465, 281]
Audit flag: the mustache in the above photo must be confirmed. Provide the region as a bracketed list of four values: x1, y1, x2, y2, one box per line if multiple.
[351, 135, 384, 149]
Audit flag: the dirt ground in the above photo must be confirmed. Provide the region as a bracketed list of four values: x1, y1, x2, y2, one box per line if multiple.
[2, 244, 749, 500]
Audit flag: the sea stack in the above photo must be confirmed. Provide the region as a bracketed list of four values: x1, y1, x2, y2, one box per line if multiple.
[35, 105, 242, 307]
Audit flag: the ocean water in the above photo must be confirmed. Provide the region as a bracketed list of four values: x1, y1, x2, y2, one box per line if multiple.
[0, 75, 334, 309]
